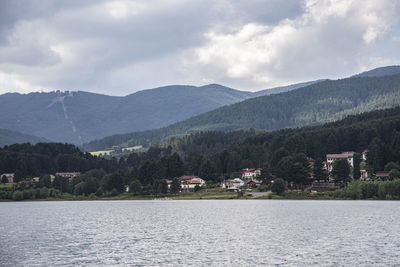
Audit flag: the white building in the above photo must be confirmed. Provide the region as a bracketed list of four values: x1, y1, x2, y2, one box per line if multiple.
[178, 176, 206, 191]
[241, 168, 262, 180]
[221, 178, 245, 189]
[326, 152, 354, 172]
[1, 173, 14, 183]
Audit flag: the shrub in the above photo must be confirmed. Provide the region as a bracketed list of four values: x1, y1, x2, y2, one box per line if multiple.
[361, 182, 378, 199]
[271, 178, 286, 195]
[39, 187, 49, 199]
[12, 190, 24, 201]
[22, 190, 32, 200]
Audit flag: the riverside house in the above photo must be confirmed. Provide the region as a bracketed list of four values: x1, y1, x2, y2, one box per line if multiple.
[241, 168, 262, 179]
[326, 152, 354, 172]
[178, 176, 206, 191]
[1, 173, 14, 183]
[55, 172, 81, 181]
[221, 178, 245, 189]
[375, 171, 389, 180]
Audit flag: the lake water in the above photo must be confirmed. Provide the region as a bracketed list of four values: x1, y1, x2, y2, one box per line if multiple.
[1, 200, 399, 266]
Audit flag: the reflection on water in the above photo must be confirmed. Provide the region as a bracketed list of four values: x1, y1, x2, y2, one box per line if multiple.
[1, 200, 399, 266]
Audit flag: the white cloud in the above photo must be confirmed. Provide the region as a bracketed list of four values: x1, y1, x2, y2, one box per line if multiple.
[0, 0, 399, 95]
[195, 0, 400, 90]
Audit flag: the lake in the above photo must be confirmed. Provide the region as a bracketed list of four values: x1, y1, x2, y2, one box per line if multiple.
[1, 200, 399, 266]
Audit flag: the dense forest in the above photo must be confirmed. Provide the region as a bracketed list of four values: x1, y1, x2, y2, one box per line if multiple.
[2, 107, 400, 200]
[84, 73, 400, 151]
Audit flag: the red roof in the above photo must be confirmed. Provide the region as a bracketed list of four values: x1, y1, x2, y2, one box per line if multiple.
[375, 172, 389, 177]
[241, 168, 256, 173]
[178, 175, 200, 181]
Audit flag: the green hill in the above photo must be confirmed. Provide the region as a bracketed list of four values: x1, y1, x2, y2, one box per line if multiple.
[83, 73, 400, 151]
[0, 128, 48, 147]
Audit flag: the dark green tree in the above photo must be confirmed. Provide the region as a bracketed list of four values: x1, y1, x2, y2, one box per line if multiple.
[289, 162, 309, 185]
[39, 187, 50, 198]
[39, 174, 52, 188]
[129, 179, 142, 195]
[170, 178, 181, 194]
[367, 137, 385, 172]
[160, 180, 168, 194]
[326, 133, 339, 154]
[1, 175, 8, 183]
[198, 157, 217, 181]
[353, 152, 362, 180]
[313, 158, 327, 181]
[271, 178, 286, 195]
[384, 162, 400, 172]
[166, 153, 184, 178]
[53, 175, 70, 192]
[331, 159, 350, 186]
[389, 169, 400, 180]
[101, 172, 125, 192]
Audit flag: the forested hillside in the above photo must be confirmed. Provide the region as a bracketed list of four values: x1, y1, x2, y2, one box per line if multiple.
[0, 143, 118, 180]
[0, 84, 252, 145]
[84, 73, 400, 151]
[353, 65, 400, 78]
[2, 107, 399, 200]
[0, 129, 48, 147]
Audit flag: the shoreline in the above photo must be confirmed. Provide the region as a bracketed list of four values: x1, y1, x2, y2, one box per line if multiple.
[1, 191, 395, 202]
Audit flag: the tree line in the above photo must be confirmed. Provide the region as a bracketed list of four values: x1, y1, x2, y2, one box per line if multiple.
[1, 107, 400, 200]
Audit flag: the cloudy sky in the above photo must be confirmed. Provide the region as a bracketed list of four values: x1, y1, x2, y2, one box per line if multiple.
[0, 0, 399, 95]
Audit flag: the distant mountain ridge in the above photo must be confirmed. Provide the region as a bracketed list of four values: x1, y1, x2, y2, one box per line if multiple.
[0, 128, 48, 147]
[0, 84, 254, 145]
[1, 65, 399, 147]
[83, 71, 400, 151]
[0, 81, 318, 145]
[353, 65, 400, 78]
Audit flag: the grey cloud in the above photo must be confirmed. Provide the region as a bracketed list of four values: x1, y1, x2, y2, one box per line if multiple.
[0, 0, 399, 95]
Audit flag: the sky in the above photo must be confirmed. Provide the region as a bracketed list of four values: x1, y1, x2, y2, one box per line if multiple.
[0, 0, 400, 96]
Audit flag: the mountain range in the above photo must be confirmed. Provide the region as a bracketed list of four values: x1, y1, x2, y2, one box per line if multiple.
[0, 81, 321, 145]
[1, 65, 399, 149]
[83, 66, 400, 151]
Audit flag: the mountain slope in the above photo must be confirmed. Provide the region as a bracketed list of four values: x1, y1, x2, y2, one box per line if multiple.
[83, 73, 400, 151]
[0, 84, 254, 145]
[0, 128, 48, 147]
[252, 80, 325, 97]
[353, 65, 400, 78]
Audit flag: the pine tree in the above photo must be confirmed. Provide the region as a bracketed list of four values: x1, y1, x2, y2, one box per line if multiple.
[353, 153, 361, 180]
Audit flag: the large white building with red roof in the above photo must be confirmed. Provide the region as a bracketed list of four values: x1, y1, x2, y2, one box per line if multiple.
[326, 152, 354, 172]
[241, 168, 262, 179]
[178, 175, 206, 191]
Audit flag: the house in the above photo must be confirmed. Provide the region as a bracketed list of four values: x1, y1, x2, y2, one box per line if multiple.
[247, 179, 261, 188]
[1, 173, 14, 183]
[221, 178, 245, 189]
[55, 172, 81, 181]
[241, 168, 262, 179]
[326, 152, 354, 172]
[360, 169, 369, 180]
[31, 177, 40, 183]
[178, 176, 206, 191]
[165, 179, 173, 189]
[375, 171, 389, 180]
[307, 157, 315, 167]
[362, 150, 368, 161]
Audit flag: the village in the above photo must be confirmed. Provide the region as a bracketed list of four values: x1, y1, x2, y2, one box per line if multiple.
[1, 149, 395, 195]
